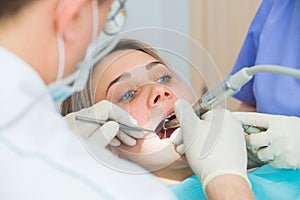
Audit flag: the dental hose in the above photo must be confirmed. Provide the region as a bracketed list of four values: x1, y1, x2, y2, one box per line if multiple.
[164, 65, 300, 131]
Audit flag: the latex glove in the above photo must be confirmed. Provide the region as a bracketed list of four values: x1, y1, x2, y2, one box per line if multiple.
[64, 100, 143, 147]
[234, 112, 300, 169]
[171, 100, 249, 190]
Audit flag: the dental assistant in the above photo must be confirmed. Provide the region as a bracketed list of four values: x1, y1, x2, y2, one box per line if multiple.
[231, 0, 300, 169]
[0, 0, 175, 199]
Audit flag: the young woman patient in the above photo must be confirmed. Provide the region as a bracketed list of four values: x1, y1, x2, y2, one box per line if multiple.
[61, 39, 196, 183]
[61, 39, 300, 200]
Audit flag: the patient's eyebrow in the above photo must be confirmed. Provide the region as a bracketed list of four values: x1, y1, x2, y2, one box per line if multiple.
[105, 73, 131, 95]
[105, 61, 164, 95]
[145, 61, 164, 70]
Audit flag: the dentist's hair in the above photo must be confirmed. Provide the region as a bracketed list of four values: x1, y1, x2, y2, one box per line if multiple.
[0, 0, 106, 21]
[0, 1, 36, 20]
[60, 38, 169, 116]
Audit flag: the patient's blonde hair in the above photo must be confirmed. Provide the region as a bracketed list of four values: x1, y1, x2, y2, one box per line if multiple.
[60, 38, 169, 116]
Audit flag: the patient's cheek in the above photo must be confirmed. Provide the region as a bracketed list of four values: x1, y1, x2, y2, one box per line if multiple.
[171, 83, 194, 103]
[128, 106, 151, 127]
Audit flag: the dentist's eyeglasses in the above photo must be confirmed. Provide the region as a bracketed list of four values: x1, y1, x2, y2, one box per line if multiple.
[104, 0, 127, 35]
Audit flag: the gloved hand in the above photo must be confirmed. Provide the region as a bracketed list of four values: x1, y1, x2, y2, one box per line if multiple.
[171, 100, 249, 190]
[64, 100, 143, 147]
[234, 112, 300, 169]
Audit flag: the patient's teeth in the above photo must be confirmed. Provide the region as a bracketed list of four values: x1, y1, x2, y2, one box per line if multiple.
[163, 129, 167, 139]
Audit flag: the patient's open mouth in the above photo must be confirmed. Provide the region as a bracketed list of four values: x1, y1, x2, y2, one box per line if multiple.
[156, 113, 177, 139]
[157, 128, 177, 139]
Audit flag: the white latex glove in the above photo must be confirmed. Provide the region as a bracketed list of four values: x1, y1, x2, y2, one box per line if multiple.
[234, 112, 300, 169]
[64, 100, 143, 147]
[171, 100, 249, 190]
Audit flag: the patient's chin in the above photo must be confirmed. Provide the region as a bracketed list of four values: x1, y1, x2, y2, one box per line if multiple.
[120, 140, 183, 172]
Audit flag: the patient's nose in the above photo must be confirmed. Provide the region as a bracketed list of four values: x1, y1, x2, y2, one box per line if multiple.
[147, 85, 173, 108]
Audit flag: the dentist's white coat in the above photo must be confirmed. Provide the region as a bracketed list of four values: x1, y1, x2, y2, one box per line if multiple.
[0, 47, 176, 200]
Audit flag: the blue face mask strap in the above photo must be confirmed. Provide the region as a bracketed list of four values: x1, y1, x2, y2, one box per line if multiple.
[91, 0, 99, 40]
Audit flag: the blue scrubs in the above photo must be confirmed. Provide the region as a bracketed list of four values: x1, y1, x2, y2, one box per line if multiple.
[168, 165, 300, 200]
[231, 0, 300, 117]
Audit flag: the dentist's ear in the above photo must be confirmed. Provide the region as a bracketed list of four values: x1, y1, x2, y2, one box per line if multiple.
[55, 0, 91, 42]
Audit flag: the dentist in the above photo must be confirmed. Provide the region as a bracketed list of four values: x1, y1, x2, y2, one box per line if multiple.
[0, 0, 175, 199]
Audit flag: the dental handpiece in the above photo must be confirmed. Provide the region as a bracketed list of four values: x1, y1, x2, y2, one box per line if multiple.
[162, 65, 300, 131]
[163, 69, 251, 130]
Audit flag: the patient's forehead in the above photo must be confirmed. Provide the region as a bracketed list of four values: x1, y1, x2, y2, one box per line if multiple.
[92, 49, 159, 100]
[94, 49, 157, 77]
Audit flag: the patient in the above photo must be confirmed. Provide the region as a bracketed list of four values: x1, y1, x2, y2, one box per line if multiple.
[61, 39, 196, 183]
[61, 39, 300, 199]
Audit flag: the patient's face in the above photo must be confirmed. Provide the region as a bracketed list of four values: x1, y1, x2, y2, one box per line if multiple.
[93, 49, 194, 172]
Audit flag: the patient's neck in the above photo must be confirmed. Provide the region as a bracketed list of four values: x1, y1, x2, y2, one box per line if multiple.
[153, 167, 194, 185]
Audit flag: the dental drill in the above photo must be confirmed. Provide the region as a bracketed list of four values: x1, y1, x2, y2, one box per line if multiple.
[160, 65, 300, 131]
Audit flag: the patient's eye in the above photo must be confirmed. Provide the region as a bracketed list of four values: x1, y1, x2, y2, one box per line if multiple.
[119, 90, 136, 102]
[156, 75, 172, 83]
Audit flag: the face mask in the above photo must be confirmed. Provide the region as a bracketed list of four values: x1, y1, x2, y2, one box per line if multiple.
[49, 36, 120, 103]
[49, 0, 126, 103]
